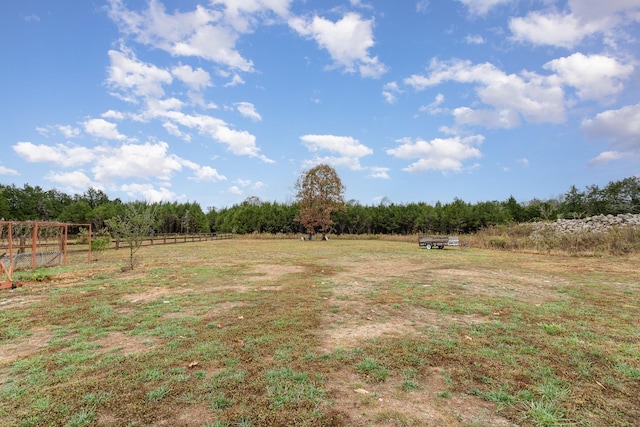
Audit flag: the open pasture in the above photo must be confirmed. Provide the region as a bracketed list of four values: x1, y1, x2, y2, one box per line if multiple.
[1, 239, 638, 426]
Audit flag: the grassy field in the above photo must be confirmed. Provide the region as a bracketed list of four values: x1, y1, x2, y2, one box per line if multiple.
[1, 239, 638, 426]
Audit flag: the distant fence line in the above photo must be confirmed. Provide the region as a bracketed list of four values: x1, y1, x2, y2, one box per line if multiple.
[113, 233, 233, 250]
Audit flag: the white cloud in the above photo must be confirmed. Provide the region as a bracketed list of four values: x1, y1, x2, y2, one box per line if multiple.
[509, 12, 604, 49]
[464, 34, 486, 44]
[210, 0, 292, 32]
[163, 122, 191, 142]
[172, 64, 212, 92]
[13, 142, 95, 166]
[509, 1, 640, 48]
[120, 183, 178, 203]
[107, 0, 254, 72]
[92, 141, 183, 182]
[235, 102, 262, 121]
[582, 104, 640, 162]
[300, 134, 373, 170]
[13, 138, 231, 200]
[568, 0, 640, 21]
[382, 81, 401, 104]
[419, 93, 445, 115]
[228, 185, 243, 195]
[404, 59, 566, 127]
[453, 107, 521, 128]
[232, 179, 265, 191]
[83, 118, 129, 141]
[457, 0, 512, 16]
[136, 102, 272, 162]
[588, 151, 627, 165]
[223, 73, 245, 87]
[57, 125, 82, 138]
[36, 125, 81, 138]
[190, 165, 227, 182]
[101, 110, 126, 120]
[46, 171, 94, 190]
[289, 12, 387, 78]
[0, 165, 18, 175]
[543, 53, 634, 101]
[386, 134, 483, 173]
[367, 166, 390, 179]
[106, 48, 173, 102]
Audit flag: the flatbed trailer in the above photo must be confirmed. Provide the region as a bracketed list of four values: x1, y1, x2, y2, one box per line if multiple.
[418, 235, 459, 249]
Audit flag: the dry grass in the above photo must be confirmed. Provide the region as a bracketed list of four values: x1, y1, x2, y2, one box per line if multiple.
[1, 239, 638, 426]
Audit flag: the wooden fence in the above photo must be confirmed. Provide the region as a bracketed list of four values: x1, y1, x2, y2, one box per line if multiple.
[113, 233, 233, 249]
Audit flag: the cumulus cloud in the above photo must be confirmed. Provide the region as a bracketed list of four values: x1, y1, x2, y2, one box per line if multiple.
[509, 1, 640, 48]
[92, 141, 182, 182]
[210, 0, 292, 32]
[582, 104, 640, 164]
[300, 134, 373, 170]
[0, 165, 18, 175]
[101, 110, 126, 120]
[228, 185, 243, 195]
[235, 102, 262, 121]
[46, 171, 95, 190]
[83, 118, 129, 141]
[13, 138, 229, 200]
[136, 101, 272, 162]
[404, 58, 566, 127]
[172, 64, 211, 89]
[386, 134, 483, 173]
[106, 48, 173, 102]
[509, 12, 599, 49]
[190, 165, 226, 182]
[120, 183, 178, 203]
[568, 0, 640, 21]
[367, 166, 390, 179]
[289, 12, 387, 78]
[107, 0, 254, 72]
[543, 53, 634, 101]
[13, 142, 95, 166]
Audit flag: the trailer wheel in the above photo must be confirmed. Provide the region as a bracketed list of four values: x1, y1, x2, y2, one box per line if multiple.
[426, 243, 432, 250]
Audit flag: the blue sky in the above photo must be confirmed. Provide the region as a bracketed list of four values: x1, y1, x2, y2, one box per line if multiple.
[2, 0, 639, 209]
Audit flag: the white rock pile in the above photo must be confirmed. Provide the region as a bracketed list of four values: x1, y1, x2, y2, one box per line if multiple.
[531, 214, 640, 234]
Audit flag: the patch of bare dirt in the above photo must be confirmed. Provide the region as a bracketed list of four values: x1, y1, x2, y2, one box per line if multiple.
[121, 287, 197, 304]
[329, 368, 515, 426]
[431, 267, 569, 304]
[0, 291, 47, 309]
[319, 299, 483, 352]
[97, 331, 152, 356]
[330, 256, 568, 304]
[247, 264, 306, 281]
[0, 327, 53, 366]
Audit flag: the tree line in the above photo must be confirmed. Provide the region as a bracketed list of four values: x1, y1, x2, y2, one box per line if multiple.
[1, 176, 639, 235]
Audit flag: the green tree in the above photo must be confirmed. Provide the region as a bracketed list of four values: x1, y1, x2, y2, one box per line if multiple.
[562, 185, 585, 218]
[77, 187, 110, 209]
[106, 203, 156, 270]
[0, 186, 9, 219]
[295, 164, 346, 238]
[58, 200, 92, 224]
